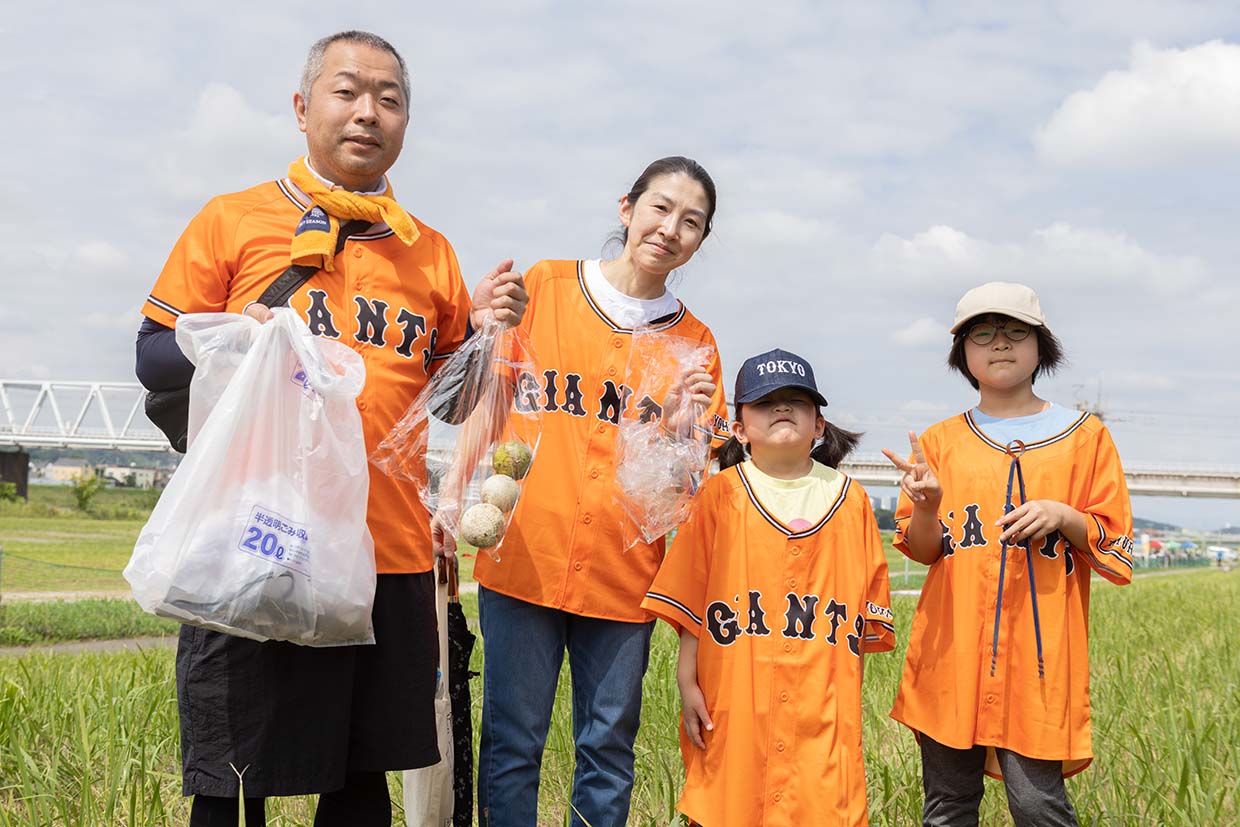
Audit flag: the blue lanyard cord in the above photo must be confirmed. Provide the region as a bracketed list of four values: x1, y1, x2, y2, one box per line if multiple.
[990, 444, 1046, 681]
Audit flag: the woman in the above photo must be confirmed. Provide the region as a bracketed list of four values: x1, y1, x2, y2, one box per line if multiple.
[473, 156, 729, 826]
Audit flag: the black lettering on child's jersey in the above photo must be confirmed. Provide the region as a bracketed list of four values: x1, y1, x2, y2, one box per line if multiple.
[958, 503, 987, 549]
[746, 591, 771, 637]
[782, 593, 819, 640]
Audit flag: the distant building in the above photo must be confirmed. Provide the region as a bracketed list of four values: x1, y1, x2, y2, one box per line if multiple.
[44, 458, 94, 482]
[102, 465, 158, 488]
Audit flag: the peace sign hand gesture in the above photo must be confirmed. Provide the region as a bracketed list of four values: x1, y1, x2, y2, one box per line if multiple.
[882, 431, 943, 511]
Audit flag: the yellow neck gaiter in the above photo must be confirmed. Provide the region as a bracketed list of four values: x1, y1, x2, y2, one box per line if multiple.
[287, 157, 419, 271]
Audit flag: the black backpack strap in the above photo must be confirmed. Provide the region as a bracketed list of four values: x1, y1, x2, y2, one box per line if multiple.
[256, 219, 372, 307]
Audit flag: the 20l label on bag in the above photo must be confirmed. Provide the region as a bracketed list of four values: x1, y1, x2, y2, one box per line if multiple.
[237, 505, 311, 577]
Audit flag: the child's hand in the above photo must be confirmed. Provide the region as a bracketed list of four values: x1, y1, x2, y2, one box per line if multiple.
[996, 500, 1077, 545]
[882, 431, 942, 511]
[679, 678, 714, 750]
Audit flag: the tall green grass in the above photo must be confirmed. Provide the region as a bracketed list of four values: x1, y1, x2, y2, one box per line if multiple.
[2, 571, 1237, 825]
[0, 600, 177, 646]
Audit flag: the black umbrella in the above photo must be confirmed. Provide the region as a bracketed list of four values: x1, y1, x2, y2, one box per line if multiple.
[446, 558, 478, 827]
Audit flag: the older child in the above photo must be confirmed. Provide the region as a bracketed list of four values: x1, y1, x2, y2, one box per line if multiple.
[643, 348, 895, 827]
[884, 282, 1134, 827]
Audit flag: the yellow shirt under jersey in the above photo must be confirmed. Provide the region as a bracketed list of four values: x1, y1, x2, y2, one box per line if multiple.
[740, 460, 846, 531]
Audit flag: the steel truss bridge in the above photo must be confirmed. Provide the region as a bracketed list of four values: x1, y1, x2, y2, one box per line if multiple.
[2, 380, 1239, 499]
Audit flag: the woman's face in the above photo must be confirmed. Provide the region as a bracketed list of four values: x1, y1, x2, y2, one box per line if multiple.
[963, 314, 1041, 391]
[618, 172, 710, 275]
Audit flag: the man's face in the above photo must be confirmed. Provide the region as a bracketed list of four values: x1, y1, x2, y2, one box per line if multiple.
[293, 41, 408, 192]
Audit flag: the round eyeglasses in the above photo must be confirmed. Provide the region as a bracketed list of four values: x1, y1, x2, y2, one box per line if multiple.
[967, 322, 1032, 345]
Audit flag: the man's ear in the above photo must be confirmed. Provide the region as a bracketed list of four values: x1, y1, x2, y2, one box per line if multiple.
[293, 92, 309, 133]
[732, 420, 748, 445]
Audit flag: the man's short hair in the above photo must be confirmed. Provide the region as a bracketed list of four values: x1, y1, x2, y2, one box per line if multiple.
[300, 31, 410, 106]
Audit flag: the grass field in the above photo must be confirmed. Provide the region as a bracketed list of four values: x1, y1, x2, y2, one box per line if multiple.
[2, 486, 1234, 824]
[2, 568, 1237, 825]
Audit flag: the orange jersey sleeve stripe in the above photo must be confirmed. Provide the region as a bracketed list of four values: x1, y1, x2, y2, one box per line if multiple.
[143, 176, 471, 575]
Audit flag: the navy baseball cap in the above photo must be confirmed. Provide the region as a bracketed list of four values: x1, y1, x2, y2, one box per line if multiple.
[734, 348, 828, 407]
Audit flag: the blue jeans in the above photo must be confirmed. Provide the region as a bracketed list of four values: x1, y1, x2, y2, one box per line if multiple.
[477, 586, 655, 827]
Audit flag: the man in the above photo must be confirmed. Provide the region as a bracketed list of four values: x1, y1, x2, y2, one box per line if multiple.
[135, 30, 526, 826]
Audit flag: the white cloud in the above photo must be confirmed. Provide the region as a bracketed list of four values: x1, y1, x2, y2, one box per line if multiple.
[870, 221, 1208, 295]
[150, 82, 301, 203]
[1091, 370, 1179, 393]
[73, 241, 129, 273]
[891, 317, 943, 348]
[1036, 40, 1240, 168]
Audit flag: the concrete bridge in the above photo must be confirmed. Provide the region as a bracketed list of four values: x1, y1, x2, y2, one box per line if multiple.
[2, 380, 1239, 500]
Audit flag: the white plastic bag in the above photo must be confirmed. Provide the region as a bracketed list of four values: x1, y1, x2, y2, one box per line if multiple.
[614, 330, 715, 547]
[124, 309, 376, 646]
[371, 317, 540, 560]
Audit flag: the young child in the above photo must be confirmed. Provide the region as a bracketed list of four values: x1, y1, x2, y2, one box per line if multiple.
[642, 348, 895, 827]
[884, 282, 1134, 827]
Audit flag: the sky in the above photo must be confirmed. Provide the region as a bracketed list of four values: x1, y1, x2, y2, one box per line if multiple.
[2, 1, 1239, 529]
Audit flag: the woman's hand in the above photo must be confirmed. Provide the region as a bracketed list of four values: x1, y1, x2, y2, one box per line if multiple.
[882, 431, 942, 512]
[662, 368, 715, 436]
[470, 260, 529, 329]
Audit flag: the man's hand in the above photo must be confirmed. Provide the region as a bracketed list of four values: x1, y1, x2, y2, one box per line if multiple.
[470, 260, 528, 329]
[243, 303, 274, 323]
[431, 515, 457, 563]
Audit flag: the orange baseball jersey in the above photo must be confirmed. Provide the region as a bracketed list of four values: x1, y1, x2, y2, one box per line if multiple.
[473, 259, 729, 622]
[142, 174, 471, 575]
[642, 463, 895, 827]
[890, 410, 1133, 777]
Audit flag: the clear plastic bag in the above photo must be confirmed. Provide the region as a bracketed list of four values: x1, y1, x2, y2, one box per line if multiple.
[124, 309, 376, 646]
[371, 317, 540, 560]
[614, 330, 715, 548]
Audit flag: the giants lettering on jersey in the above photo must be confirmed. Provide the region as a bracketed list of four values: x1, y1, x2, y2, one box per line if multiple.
[938, 502, 1138, 577]
[513, 368, 696, 428]
[703, 591, 885, 658]
[303, 291, 439, 372]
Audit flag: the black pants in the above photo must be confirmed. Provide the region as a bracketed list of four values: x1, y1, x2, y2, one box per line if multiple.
[189, 770, 389, 826]
[178, 572, 440, 797]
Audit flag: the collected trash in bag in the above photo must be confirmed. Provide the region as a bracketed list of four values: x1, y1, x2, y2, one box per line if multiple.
[371, 317, 539, 559]
[614, 329, 715, 547]
[124, 309, 376, 646]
